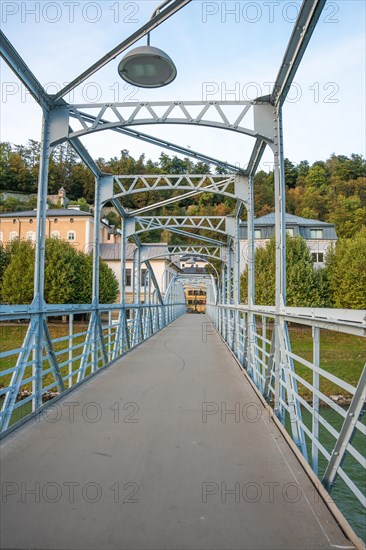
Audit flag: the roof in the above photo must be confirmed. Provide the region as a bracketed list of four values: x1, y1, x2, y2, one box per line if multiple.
[180, 255, 208, 262]
[241, 213, 335, 227]
[239, 213, 337, 241]
[0, 209, 92, 218]
[182, 267, 207, 274]
[100, 243, 181, 269]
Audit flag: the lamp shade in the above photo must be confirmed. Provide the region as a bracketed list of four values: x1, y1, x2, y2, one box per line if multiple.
[118, 45, 177, 88]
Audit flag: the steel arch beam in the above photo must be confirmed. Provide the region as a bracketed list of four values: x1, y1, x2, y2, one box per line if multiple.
[113, 174, 237, 199]
[67, 101, 273, 144]
[140, 250, 223, 263]
[135, 216, 228, 236]
[139, 243, 223, 259]
[140, 227, 225, 246]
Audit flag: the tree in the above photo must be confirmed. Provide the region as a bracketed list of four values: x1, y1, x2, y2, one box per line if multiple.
[1, 239, 119, 305]
[0, 241, 12, 300]
[77, 255, 119, 304]
[44, 238, 86, 303]
[1, 141, 365, 239]
[240, 236, 330, 307]
[2, 240, 34, 303]
[67, 197, 90, 212]
[325, 229, 366, 309]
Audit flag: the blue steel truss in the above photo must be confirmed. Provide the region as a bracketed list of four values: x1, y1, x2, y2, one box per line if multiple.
[0, 1, 365, 546]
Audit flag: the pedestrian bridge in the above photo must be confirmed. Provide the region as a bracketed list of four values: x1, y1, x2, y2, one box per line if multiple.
[1, 0, 365, 547]
[0, 313, 361, 550]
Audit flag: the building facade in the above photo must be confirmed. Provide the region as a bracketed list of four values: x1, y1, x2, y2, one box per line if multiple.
[100, 243, 181, 303]
[0, 207, 115, 253]
[239, 213, 338, 271]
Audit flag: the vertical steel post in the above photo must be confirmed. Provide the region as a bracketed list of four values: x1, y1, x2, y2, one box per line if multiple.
[273, 106, 286, 419]
[132, 244, 141, 343]
[222, 263, 227, 340]
[312, 326, 320, 474]
[247, 175, 255, 311]
[233, 216, 241, 354]
[68, 313, 74, 388]
[247, 175, 256, 377]
[91, 176, 101, 372]
[120, 217, 127, 353]
[262, 315, 266, 381]
[33, 111, 52, 410]
[227, 250, 233, 346]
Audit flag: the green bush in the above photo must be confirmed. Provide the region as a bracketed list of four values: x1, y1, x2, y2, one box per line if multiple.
[240, 236, 331, 307]
[1, 238, 119, 305]
[326, 228, 366, 309]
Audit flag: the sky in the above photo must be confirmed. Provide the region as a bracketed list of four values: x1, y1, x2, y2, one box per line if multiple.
[1, 0, 365, 171]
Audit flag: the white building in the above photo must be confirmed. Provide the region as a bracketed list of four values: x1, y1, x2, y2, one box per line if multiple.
[179, 255, 208, 274]
[100, 243, 181, 303]
[239, 213, 338, 271]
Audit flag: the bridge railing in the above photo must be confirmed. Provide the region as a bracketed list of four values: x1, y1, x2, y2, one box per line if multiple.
[0, 300, 186, 435]
[206, 302, 366, 514]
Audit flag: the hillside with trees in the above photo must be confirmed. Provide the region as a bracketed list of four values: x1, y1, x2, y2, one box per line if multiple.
[1, 141, 365, 308]
[1, 141, 365, 239]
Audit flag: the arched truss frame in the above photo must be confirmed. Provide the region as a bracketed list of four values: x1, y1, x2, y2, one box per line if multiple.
[112, 174, 239, 201]
[144, 245, 223, 262]
[139, 249, 226, 264]
[134, 216, 228, 237]
[100, 173, 249, 219]
[66, 101, 273, 145]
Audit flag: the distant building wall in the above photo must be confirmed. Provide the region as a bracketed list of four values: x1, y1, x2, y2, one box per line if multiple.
[104, 258, 180, 303]
[0, 211, 111, 253]
[239, 238, 335, 272]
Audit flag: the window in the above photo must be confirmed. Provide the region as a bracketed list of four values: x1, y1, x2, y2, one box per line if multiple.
[310, 229, 323, 239]
[141, 268, 148, 287]
[9, 231, 18, 241]
[125, 269, 131, 287]
[287, 228, 294, 237]
[67, 231, 76, 241]
[311, 252, 324, 263]
[26, 231, 36, 241]
[51, 231, 60, 239]
[254, 229, 262, 239]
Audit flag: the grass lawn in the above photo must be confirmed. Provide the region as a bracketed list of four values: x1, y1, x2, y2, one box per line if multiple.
[0, 322, 365, 404]
[257, 324, 365, 400]
[289, 325, 365, 398]
[0, 321, 89, 396]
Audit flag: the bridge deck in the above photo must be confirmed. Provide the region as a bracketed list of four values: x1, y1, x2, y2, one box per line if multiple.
[0, 314, 354, 550]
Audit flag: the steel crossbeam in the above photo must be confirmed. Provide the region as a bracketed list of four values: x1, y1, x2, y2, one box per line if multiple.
[135, 216, 227, 235]
[67, 101, 272, 143]
[113, 174, 237, 198]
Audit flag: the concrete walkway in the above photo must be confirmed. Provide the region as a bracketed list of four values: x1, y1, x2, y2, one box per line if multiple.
[0, 315, 354, 550]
